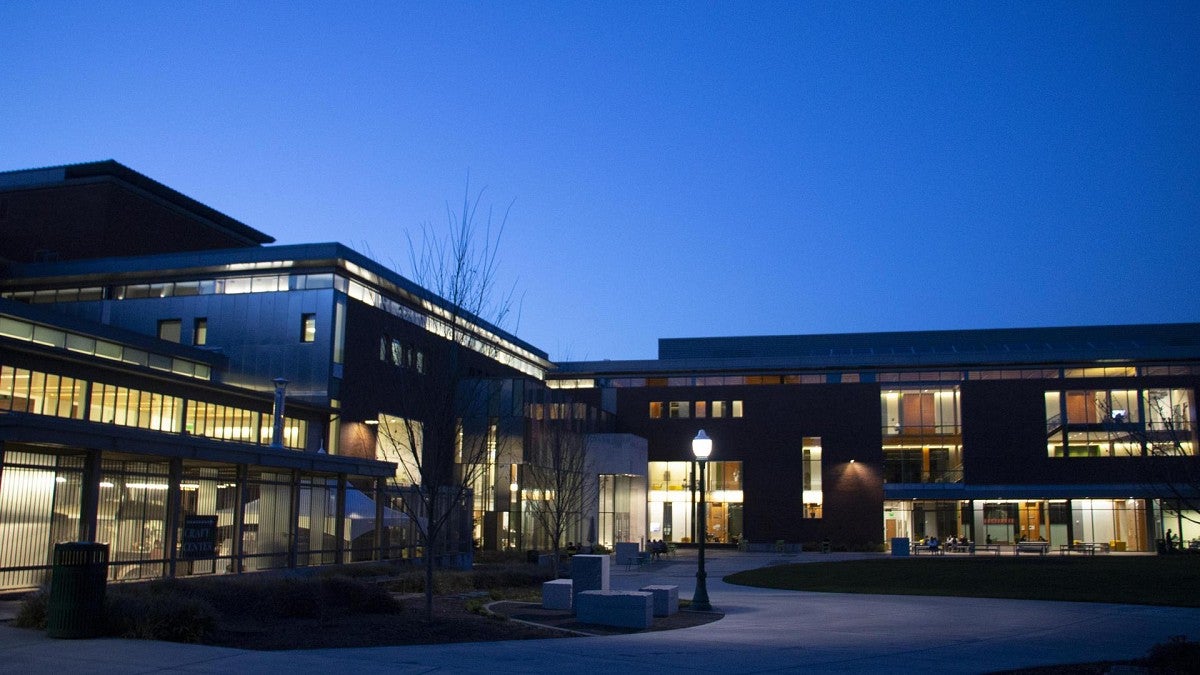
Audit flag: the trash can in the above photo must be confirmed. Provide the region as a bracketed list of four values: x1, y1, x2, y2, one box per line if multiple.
[46, 542, 109, 639]
[891, 537, 911, 557]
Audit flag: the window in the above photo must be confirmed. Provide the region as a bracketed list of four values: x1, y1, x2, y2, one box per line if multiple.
[193, 318, 208, 346]
[668, 401, 690, 419]
[732, 400, 744, 418]
[157, 319, 182, 343]
[1045, 388, 1196, 457]
[649, 402, 663, 419]
[712, 401, 726, 418]
[695, 401, 707, 418]
[802, 437, 822, 518]
[301, 314, 316, 343]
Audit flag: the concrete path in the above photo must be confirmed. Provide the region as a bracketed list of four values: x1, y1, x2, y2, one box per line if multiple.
[2, 550, 1198, 674]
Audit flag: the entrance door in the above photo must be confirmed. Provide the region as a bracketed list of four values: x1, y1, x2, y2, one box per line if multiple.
[1019, 502, 1045, 541]
[707, 503, 725, 543]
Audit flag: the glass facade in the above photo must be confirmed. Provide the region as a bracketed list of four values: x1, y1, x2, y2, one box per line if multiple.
[1045, 388, 1196, 457]
[882, 387, 962, 484]
[884, 498, 1153, 551]
[0, 363, 308, 450]
[0, 446, 411, 592]
[646, 460, 743, 544]
[598, 474, 647, 548]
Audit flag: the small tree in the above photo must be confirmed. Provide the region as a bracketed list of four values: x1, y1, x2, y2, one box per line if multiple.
[521, 412, 596, 577]
[376, 182, 517, 618]
[1102, 392, 1200, 542]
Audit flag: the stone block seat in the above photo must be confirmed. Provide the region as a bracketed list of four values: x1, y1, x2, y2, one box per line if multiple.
[542, 578, 573, 610]
[638, 584, 679, 617]
[575, 590, 653, 629]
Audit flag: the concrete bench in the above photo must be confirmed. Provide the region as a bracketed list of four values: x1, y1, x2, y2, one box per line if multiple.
[1015, 541, 1049, 555]
[576, 590, 653, 629]
[638, 584, 679, 617]
[542, 578, 573, 610]
[973, 544, 1002, 555]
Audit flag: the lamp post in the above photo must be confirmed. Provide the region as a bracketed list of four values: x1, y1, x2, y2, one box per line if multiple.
[691, 429, 713, 611]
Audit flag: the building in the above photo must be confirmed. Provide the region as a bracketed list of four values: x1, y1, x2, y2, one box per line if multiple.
[552, 327, 1200, 552]
[0, 161, 649, 592]
[1, 160, 1197, 594]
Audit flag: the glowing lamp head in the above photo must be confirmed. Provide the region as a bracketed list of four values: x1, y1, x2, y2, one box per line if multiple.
[692, 430, 713, 460]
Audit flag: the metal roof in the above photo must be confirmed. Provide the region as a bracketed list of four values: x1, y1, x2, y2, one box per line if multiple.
[554, 323, 1200, 376]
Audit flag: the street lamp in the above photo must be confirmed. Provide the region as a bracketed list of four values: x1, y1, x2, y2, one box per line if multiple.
[691, 429, 713, 611]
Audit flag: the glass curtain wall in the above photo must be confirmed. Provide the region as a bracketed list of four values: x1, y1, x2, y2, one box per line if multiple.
[0, 451, 83, 589]
[646, 461, 742, 544]
[99, 459, 171, 581]
[881, 387, 962, 483]
[598, 474, 647, 548]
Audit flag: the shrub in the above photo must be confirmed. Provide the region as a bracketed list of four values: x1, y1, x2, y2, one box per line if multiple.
[1143, 635, 1200, 671]
[105, 587, 218, 643]
[11, 588, 48, 629]
[318, 575, 401, 614]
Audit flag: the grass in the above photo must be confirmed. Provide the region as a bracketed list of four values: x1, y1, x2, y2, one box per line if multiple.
[725, 556, 1200, 607]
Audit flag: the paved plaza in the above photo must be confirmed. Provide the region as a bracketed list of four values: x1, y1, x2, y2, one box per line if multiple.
[1, 549, 1198, 673]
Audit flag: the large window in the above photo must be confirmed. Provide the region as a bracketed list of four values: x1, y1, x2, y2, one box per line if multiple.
[647, 460, 742, 544]
[802, 437, 822, 518]
[1045, 388, 1196, 457]
[882, 388, 962, 483]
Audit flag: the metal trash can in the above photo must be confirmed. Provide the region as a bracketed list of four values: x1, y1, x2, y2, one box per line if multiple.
[46, 542, 109, 639]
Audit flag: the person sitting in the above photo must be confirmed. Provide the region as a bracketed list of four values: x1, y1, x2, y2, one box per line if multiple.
[927, 535, 939, 552]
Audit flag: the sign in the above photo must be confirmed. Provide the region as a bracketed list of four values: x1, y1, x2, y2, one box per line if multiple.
[180, 515, 218, 559]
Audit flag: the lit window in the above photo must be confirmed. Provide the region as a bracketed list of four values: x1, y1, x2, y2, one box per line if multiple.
[157, 319, 182, 343]
[301, 314, 316, 342]
[668, 401, 690, 418]
[649, 402, 663, 419]
[712, 401, 726, 418]
[732, 400, 744, 418]
[695, 401, 707, 418]
[193, 318, 207, 346]
[802, 437, 822, 518]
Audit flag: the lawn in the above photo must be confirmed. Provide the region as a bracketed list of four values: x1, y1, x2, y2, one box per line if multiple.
[724, 556, 1200, 607]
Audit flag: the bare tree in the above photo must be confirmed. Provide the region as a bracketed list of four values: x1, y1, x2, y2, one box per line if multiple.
[1134, 393, 1200, 543]
[521, 410, 596, 577]
[1101, 391, 1200, 546]
[376, 181, 517, 618]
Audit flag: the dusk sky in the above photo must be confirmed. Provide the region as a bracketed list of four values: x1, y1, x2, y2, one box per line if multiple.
[3, 3, 1197, 361]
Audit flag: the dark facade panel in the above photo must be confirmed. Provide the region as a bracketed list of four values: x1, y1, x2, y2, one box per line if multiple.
[615, 383, 884, 549]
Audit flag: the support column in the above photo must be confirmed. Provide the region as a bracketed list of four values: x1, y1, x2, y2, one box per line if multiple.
[1066, 499, 1075, 544]
[166, 458, 183, 578]
[334, 474, 347, 565]
[233, 464, 247, 574]
[79, 450, 102, 542]
[288, 470, 300, 569]
[374, 477, 385, 561]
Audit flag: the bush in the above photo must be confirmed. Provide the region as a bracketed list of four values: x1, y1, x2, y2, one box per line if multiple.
[318, 575, 402, 614]
[105, 588, 218, 643]
[11, 588, 48, 629]
[1143, 635, 1200, 671]
[473, 550, 528, 565]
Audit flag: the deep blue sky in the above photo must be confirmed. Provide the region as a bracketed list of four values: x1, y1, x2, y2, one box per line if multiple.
[3, 2, 1197, 361]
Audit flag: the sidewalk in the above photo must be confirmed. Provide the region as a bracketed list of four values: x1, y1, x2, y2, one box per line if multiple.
[3, 549, 1198, 673]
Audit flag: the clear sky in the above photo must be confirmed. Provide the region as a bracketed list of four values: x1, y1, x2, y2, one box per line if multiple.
[3, 2, 1198, 361]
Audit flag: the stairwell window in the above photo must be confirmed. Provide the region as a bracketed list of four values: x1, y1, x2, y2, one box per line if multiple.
[301, 314, 316, 342]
